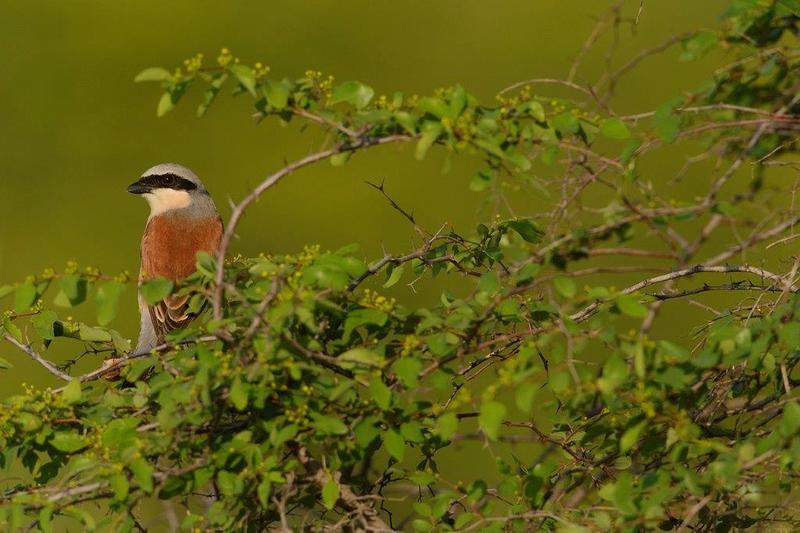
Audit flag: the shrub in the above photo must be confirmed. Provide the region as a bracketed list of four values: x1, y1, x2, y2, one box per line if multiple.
[2, 2, 800, 530]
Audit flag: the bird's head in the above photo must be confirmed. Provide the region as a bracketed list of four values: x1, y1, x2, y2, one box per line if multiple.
[128, 163, 216, 217]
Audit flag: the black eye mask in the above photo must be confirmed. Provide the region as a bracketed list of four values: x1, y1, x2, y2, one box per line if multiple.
[137, 173, 198, 191]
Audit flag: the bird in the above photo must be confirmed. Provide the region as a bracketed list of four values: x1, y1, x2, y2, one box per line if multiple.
[127, 163, 223, 354]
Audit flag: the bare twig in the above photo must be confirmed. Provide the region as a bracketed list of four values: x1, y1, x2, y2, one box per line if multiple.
[571, 264, 788, 323]
[212, 135, 412, 321]
[2, 333, 73, 382]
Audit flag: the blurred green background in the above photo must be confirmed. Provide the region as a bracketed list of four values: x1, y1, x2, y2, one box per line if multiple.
[0, 0, 728, 391]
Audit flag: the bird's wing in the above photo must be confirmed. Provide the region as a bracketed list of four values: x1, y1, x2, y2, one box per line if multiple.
[148, 292, 195, 340]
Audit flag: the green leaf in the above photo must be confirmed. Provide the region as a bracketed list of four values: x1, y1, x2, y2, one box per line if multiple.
[383, 265, 404, 288]
[102, 418, 139, 449]
[158, 476, 187, 499]
[418, 96, 453, 119]
[506, 219, 544, 243]
[598, 353, 630, 393]
[412, 519, 433, 531]
[270, 424, 299, 448]
[779, 323, 800, 349]
[470, 169, 493, 192]
[526, 100, 546, 121]
[63, 507, 95, 529]
[343, 308, 388, 342]
[454, 513, 476, 529]
[78, 324, 112, 342]
[599, 118, 631, 140]
[551, 111, 580, 135]
[600, 472, 637, 516]
[130, 458, 154, 493]
[157, 93, 175, 117]
[620, 421, 646, 453]
[2, 316, 23, 343]
[141, 277, 173, 305]
[193, 467, 214, 489]
[478, 272, 501, 295]
[554, 277, 577, 298]
[415, 123, 443, 160]
[384, 429, 405, 461]
[681, 31, 719, 60]
[229, 378, 248, 411]
[31, 310, 58, 339]
[339, 348, 384, 370]
[330, 81, 374, 109]
[110, 330, 130, 356]
[515, 383, 537, 414]
[58, 274, 88, 306]
[38, 508, 53, 533]
[434, 412, 458, 440]
[654, 100, 682, 143]
[16, 412, 42, 432]
[15, 280, 37, 312]
[781, 401, 800, 436]
[354, 418, 380, 447]
[394, 110, 417, 134]
[134, 67, 171, 82]
[392, 357, 422, 388]
[126, 356, 155, 380]
[621, 137, 642, 165]
[514, 263, 540, 285]
[303, 263, 349, 290]
[229, 65, 257, 96]
[505, 148, 531, 170]
[257, 480, 271, 507]
[196, 250, 217, 278]
[217, 470, 240, 497]
[409, 471, 436, 486]
[197, 73, 228, 117]
[473, 138, 505, 159]
[263, 79, 290, 109]
[330, 151, 351, 167]
[401, 421, 425, 443]
[449, 85, 467, 116]
[50, 432, 87, 453]
[322, 479, 339, 510]
[498, 299, 521, 319]
[655, 366, 689, 390]
[479, 400, 506, 441]
[311, 413, 348, 435]
[0, 357, 12, 370]
[541, 144, 559, 166]
[96, 281, 126, 325]
[616, 294, 649, 318]
[369, 377, 391, 409]
[62, 379, 81, 404]
[109, 474, 129, 502]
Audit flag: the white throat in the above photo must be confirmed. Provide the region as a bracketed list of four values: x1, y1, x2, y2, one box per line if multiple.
[144, 189, 192, 217]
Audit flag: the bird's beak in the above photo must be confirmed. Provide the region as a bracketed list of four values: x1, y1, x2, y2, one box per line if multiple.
[127, 180, 151, 195]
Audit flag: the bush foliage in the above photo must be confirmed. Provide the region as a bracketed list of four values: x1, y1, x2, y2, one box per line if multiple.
[2, 1, 800, 530]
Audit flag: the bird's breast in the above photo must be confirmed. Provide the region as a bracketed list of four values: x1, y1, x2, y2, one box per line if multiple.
[141, 214, 222, 281]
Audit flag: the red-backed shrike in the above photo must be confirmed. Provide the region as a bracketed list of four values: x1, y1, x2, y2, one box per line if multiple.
[127, 163, 223, 353]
